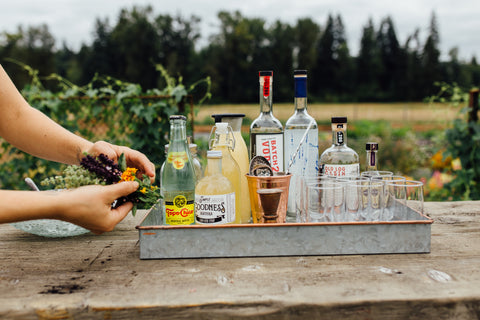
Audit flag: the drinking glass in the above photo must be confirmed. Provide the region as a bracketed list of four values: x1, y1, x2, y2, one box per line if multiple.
[371, 175, 406, 221]
[295, 175, 334, 223]
[361, 171, 394, 179]
[384, 180, 424, 221]
[306, 182, 344, 222]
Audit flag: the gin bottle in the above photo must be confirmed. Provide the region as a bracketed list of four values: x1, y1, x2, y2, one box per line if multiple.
[250, 71, 284, 173]
[319, 117, 359, 177]
[161, 115, 196, 225]
[284, 70, 319, 219]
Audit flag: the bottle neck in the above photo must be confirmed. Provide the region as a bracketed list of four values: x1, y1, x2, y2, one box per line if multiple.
[170, 120, 187, 147]
[259, 75, 273, 114]
[294, 75, 307, 112]
[366, 151, 378, 171]
[332, 123, 347, 146]
[206, 157, 222, 176]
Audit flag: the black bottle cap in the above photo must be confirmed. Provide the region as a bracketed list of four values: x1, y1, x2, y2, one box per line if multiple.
[366, 142, 379, 151]
[259, 71, 273, 76]
[211, 114, 246, 123]
[294, 70, 307, 75]
[331, 116, 347, 124]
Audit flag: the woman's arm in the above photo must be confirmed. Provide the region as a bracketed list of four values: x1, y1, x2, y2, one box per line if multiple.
[0, 65, 93, 165]
[0, 181, 139, 234]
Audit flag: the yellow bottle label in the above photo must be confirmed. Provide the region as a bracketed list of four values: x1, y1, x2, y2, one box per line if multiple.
[167, 152, 189, 170]
[165, 195, 195, 225]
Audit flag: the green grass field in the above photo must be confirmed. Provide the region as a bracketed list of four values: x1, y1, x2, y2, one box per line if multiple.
[195, 102, 456, 130]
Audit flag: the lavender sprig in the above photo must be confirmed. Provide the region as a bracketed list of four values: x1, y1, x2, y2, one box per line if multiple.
[80, 154, 122, 184]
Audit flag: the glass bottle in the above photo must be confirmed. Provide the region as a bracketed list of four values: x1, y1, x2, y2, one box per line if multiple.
[212, 114, 251, 223]
[207, 122, 241, 224]
[284, 70, 319, 220]
[188, 137, 204, 183]
[319, 117, 359, 177]
[366, 142, 379, 171]
[195, 150, 236, 224]
[250, 70, 284, 173]
[161, 115, 196, 225]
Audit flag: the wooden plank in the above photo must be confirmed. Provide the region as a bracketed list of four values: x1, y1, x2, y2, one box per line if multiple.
[0, 201, 479, 319]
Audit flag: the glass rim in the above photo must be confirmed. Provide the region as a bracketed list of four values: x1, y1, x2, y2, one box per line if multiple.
[384, 179, 423, 187]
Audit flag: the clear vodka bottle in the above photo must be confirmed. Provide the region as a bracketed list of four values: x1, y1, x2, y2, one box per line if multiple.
[319, 117, 359, 177]
[249, 71, 284, 173]
[284, 70, 319, 220]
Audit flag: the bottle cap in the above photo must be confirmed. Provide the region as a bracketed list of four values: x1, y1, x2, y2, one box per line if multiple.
[331, 116, 347, 124]
[170, 115, 187, 121]
[259, 70, 273, 77]
[211, 114, 245, 123]
[207, 150, 222, 159]
[215, 122, 229, 134]
[366, 142, 379, 151]
[294, 70, 307, 76]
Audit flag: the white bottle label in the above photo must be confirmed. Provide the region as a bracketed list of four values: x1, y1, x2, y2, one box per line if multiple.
[195, 193, 235, 224]
[255, 133, 284, 172]
[324, 164, 359, 177]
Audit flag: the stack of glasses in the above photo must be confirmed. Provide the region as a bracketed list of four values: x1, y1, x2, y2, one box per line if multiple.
[295, 171, 424, 223]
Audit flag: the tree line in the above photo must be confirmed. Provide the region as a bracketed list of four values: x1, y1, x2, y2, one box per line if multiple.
[1, 5, 479, 103]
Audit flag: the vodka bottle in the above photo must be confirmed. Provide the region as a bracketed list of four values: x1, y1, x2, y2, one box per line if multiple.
[195, 150, 236, 224]
[284, 70, 319, 220]
[365, 142, 379, 171]
[319, 117, 359, 177]
[161, 115, 196, 225]
[250, 71, 284, 173]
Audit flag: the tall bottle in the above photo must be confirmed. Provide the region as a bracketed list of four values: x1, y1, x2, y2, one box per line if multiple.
[250, 71, 284, 173]
[365, 142, 379, 171]
[195, 150, 236, 224]
[212, 114, 251, 223]
[284, 70, 319, 220]
[161, 115, 196, 225]
[207, 122, 242, 224]
[319, 117, 359, 177]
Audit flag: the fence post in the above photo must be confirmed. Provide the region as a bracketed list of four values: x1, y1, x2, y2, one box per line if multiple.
[468, 88, 479, 123]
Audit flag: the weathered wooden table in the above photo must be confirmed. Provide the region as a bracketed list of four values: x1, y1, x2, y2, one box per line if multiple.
[0, 201, 479, 319]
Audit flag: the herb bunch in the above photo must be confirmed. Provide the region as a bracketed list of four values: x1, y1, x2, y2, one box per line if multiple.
[41, 153, 160, 215]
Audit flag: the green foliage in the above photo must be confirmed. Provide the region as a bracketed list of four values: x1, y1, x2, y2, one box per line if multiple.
[429, 83, 480, 200]
[347, 120, 429, 175]
[0, 62, 210, 190]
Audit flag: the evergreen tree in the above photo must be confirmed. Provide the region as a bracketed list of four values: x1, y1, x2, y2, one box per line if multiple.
[356, 18, 381, 101]
[421, 11, 441, 96]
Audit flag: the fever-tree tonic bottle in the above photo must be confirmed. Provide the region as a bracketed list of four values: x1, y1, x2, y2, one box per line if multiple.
[250, 71, 284, 173]
[284, 70, 319, 220]
[161, 115, 196, 225]
[319, 117, 359, 177]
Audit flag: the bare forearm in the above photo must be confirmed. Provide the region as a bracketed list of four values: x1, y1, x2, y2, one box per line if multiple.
[0, 66, 92, 164]
[0, 190, 65, 223]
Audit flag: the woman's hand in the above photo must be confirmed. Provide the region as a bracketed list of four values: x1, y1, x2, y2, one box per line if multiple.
[86, 141, 156, 182]
[56, 181, 139, 234]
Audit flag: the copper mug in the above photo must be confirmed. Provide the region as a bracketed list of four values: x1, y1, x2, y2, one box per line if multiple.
[246, 173, 292, 223]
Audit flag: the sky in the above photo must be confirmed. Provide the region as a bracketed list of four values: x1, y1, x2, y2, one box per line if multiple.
[1, 0, 479, 62]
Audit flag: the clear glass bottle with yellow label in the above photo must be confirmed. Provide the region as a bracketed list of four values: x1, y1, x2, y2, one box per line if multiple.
[161, 115, 196, 225]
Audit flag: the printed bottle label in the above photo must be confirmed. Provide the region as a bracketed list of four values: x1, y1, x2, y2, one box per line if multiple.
[165, 194, 195, 225]
[255, 134, 284, 172]
[195, 193, 236, 224]
[323, 163, 359, 177]
[167, 151, 189, 170]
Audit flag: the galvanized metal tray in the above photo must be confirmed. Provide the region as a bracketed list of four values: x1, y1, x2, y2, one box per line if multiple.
[136, 203, 433, 259]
